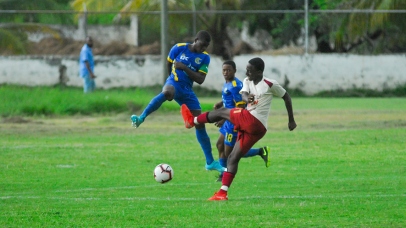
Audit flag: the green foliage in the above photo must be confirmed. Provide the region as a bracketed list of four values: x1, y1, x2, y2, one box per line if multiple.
[1, 0, 406, 54]
[0, 0, 73, 24]
[312, 0, 406, 53]
[0, 29, 27, 54]
[0, 0, 73, 54]
[1, 98, 405, 227]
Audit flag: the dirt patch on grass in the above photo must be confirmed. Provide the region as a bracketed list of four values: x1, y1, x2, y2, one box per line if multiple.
[2, 116, 31, 123]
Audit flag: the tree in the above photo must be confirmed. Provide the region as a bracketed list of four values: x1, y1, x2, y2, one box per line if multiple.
[237, 0, 305, 49]
[0, 29, 27, 54]
[311, 0, 406, 53]
[66, 0, 406, 55]
[0, 0, 73, 54]
[70, 0, 244, 59]
[0, 0, 72, 24]
[342, 0, 406, 53]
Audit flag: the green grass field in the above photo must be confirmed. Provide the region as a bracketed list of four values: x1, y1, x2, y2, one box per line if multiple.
[1, 95, 405, 227]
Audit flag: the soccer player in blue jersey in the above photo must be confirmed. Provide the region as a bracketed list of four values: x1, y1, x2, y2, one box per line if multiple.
[213, 60, 270, 181]
[130, 30, 224, 174]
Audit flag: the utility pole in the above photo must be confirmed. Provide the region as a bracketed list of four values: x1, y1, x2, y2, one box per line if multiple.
[161, 0, 169, 84]
[83, 2, 88, 38]
[304, 0, 309, 55]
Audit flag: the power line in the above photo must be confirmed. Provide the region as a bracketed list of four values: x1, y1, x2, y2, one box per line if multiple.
[1, 9, 405, 14]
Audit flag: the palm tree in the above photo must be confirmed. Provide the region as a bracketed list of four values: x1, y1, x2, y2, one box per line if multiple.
[329, 0, 406, 53]
[70, 0, 246, 59]
[346, 0, 406, 40]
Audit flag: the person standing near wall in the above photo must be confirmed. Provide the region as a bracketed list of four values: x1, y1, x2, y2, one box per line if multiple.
[79, 36, 96, 93]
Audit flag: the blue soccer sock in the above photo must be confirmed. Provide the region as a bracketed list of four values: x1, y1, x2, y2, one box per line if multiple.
[140, 93, 166, 120]
[244, 148, 260, 157]
[219, 157, 227, 168]
[195, 127, 214, 165]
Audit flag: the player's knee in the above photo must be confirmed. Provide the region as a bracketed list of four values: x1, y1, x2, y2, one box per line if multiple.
[216, 142, 223, 151]
[162, 90, 174, 101]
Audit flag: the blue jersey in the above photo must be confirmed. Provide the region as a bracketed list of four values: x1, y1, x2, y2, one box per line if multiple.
[219, 77, 246, 147]
[222, 77, 245, 108]
[167, 43, 210, 88]
[79, 44, 94, 77]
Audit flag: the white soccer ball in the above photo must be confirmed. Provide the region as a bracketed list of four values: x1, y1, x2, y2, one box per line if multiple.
[153, 163, 174, 183]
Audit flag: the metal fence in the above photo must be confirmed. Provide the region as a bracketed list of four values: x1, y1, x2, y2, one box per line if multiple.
[1, 7, 406, 54]
[2, 5, 405, 83]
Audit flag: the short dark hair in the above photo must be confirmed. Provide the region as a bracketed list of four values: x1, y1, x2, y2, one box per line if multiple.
[196, 30, 211, 43]
[248, 57, 265, 72]
[223, 60, 236, 70]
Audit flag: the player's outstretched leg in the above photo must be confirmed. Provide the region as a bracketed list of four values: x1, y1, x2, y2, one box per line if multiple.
[259, 146, 271, 167]
[180, 104, 195, 128]
[130, 115, 144, 128]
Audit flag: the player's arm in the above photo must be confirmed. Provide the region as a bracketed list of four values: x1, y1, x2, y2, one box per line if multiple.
[213, 101, 224, 127]
[241, 91, 255, 105]
[241, 91, 249, 104]
[213, 101, 223, 109]
[166, 60, 173, 76]
[84, 61, 96, 79]
[232, 87, 246, 108]
[281, 92, 297, 131]
[173, 61, 206, 85]
[240, 78, 255, 105]
[166, 44, 181, 76]
[81, 49, 96, 78]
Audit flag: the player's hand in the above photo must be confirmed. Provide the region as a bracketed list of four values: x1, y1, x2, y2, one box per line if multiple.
[90, 73, 96, 79]
[288, 121, 297, 131]
[174, 61, 186, 70]
[213, 102, 223, 110]
[248, 94, 255, 104]
[214, 119, 225, 128]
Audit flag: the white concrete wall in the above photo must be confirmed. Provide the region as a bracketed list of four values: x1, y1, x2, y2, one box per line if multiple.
[1, 54, 405, 95]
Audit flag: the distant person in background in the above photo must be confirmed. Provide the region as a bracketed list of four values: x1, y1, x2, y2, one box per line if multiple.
[79, 36, 96, 93]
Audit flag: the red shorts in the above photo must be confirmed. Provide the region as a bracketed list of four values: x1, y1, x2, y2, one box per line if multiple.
[229, 108, 267, 155]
